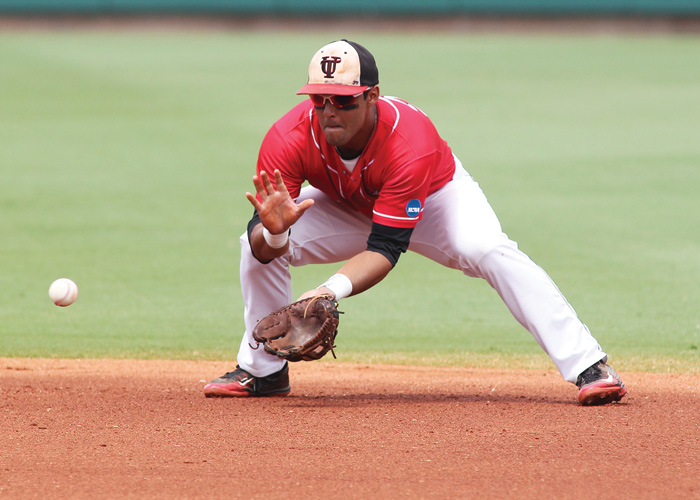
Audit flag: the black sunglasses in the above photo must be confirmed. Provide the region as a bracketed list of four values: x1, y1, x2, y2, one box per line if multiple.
[309, 87, 372, 110]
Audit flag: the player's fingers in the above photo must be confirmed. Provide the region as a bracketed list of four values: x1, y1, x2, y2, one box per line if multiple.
[246, 192, 262, 211]
[273, 170, 288, 194]
[296, 289, 320, 301]
[297, 198, 315, 214]
[251, 175, 267, 198]
[259, 170, 275, 194]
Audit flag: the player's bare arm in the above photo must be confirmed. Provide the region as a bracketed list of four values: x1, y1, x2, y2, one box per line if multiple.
[299, 250, 393, 301]
[246, 169, 314, 261]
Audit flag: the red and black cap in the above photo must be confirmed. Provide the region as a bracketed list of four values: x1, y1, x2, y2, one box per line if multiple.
[297, 39, 379, 96]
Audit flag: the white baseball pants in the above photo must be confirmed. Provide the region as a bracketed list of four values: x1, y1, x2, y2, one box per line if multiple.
[237, 158, 605, 383]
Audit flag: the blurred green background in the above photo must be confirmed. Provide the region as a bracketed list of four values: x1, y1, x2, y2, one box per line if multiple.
[1, 30, 698, 372]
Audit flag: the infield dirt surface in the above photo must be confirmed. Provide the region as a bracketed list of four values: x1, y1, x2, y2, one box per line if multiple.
[2, 358, 699, 500]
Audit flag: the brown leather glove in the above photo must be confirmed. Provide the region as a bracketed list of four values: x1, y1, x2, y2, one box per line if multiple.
[252, 296, 342, 362]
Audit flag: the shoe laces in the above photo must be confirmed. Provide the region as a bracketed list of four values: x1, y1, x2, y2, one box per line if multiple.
[221, 366, 253, 381]
[576, 361, 606, 388]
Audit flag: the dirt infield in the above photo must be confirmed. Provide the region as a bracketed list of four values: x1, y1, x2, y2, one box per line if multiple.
[1, 358, 699, 500]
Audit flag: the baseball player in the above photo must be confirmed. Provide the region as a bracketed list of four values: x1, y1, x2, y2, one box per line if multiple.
[204, 39, 627, 405]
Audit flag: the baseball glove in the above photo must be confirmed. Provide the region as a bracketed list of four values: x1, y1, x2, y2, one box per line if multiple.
[251, 295, 342, 362]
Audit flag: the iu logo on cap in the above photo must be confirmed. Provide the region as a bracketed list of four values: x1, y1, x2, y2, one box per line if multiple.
[320, 56, 342, 78]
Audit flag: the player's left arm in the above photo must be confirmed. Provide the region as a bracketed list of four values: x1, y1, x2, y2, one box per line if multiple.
[298, 250, 391, 302]
[299, 222, 413, 301]
[300, 154, 430, 301]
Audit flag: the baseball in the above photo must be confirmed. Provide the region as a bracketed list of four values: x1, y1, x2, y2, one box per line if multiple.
[49, 278, 79, 307]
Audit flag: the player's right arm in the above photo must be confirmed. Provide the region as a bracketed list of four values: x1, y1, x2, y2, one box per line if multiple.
[246, 116, 311, 262]
[246, 169, 313, 262]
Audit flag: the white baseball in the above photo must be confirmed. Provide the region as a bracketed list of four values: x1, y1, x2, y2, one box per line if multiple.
[49, 278, 79, 307]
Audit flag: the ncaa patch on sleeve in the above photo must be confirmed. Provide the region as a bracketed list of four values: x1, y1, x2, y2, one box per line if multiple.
[405, 199, 422, 218]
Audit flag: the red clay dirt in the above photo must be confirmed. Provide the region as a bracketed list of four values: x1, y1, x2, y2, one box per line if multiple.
[1, 358, 699, 500]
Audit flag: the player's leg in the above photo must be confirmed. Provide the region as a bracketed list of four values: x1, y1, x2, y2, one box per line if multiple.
[409, 158, 611, 386]
[205, 187, 370, 396]
[236, 186, 370, 376]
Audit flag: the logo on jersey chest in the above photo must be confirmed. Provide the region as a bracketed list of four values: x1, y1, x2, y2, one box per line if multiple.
[406, 199, 422, 218]
[320, 56, 342, 78]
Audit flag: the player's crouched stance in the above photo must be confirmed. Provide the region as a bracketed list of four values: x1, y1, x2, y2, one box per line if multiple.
[204, 39, 627, 406]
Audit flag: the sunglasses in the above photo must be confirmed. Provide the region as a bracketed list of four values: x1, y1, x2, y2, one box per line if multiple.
[309, 89, 368, 110]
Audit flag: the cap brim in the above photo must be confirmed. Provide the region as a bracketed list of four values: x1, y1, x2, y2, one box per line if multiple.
[297, 83, 371, 96]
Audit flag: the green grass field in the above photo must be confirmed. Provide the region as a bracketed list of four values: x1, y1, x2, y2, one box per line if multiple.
[1, 29, 699, 373]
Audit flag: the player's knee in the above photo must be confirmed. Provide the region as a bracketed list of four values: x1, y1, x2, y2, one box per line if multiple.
[455, 235, 516, 271]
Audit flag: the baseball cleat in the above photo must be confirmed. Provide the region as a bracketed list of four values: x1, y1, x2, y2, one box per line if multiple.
[204, 362, 290, 398]
[576, 360, 627, 406]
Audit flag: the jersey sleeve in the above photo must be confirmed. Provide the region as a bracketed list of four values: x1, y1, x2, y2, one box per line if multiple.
[256, 124, 305, 200]
[370, 153, 434, 229]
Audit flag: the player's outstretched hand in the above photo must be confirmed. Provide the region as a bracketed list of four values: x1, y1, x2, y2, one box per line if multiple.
[245, 169, 314, 235]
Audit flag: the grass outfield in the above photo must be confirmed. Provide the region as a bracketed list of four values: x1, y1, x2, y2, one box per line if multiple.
[1, 30, 698, 373]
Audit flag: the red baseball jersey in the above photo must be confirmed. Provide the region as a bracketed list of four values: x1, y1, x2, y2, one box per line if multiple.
[256, 96, 455, 229]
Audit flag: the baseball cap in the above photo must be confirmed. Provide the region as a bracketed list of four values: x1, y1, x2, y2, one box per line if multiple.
[297, 39, 379, 96]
